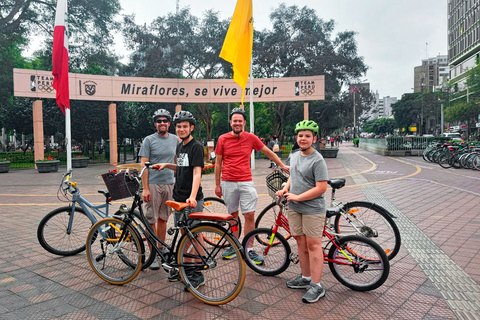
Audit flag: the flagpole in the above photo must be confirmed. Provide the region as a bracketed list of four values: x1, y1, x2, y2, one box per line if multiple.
[249, 61, 255, 170]
[66, 108, 72, 171]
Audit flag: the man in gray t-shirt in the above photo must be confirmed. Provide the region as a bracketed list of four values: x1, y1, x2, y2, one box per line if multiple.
[139, 109, 178, 270]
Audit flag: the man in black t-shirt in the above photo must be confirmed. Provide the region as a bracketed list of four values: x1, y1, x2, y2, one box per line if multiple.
[152, 110, 205, 290]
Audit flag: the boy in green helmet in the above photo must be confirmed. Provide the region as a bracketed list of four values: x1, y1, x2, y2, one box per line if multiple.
[276, 120, 329, 303]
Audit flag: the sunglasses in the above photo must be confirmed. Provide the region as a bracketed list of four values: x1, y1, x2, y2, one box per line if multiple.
[155, 119, 169, 123]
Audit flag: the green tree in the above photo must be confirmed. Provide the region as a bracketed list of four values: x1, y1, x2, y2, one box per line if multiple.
[253, 4, 369, 141]
[392, 93, 421, 133]
[363, 118, 396, 135]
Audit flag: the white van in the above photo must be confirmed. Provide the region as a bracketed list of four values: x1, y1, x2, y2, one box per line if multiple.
[441, 132, 462, 141]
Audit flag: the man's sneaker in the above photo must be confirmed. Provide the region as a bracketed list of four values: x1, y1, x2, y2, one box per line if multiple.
[286, 274, 311, 289]
[222, 246, 237, 260]
[184, 272, 205, 291]
[302, 282, 326, 303]
[248, 250, 265, 265]
[168, 269, 180, 282]
[149, 258, 160, 270]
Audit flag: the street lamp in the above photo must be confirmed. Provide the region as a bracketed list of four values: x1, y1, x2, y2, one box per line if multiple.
[351, 79, 368, 138]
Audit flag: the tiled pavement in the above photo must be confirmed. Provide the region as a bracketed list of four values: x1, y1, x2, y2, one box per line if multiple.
[1, 143, 479, 319]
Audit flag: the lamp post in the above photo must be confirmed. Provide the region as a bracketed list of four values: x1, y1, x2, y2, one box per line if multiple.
[351, 79, 368, 139]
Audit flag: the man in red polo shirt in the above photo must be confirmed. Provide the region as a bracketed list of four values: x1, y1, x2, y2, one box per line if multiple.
[215, 108, 289, 264]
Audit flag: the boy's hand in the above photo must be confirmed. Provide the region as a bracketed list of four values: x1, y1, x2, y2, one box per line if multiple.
[187, 197, 197, 208]
[151, 163, 166, 171]
[275, 188, 287, 197]
[284, 192, 300, 202]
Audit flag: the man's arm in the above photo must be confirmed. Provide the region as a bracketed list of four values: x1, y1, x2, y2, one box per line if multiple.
[261, 146, 289, 171]
[141, 157, 151, 202]
[214, 154, 223, 198]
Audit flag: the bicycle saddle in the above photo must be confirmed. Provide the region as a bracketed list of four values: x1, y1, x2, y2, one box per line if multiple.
[166, 200, 190, 211]
[328, 178, 346, 190]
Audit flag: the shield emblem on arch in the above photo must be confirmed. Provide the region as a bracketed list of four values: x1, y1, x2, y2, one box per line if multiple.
[84, 81, 97, 96]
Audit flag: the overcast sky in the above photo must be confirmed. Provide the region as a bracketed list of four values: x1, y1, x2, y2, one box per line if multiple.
[115, 0, 448, 99]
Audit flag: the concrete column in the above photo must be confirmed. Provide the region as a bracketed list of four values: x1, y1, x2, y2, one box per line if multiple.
[108, 103, 118, 166]
[33, 100, 44, 166]
[175, 104, 182, 113]
[304, 102, 309, 120]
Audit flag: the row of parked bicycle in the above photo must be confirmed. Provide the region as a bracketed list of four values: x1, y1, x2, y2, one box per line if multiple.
[423, 142, 480, 170]
[36, 165, 401, 305]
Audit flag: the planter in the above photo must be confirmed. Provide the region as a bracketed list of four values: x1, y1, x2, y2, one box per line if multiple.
[320, 148, 339, 158]
[36, 160, 60, 173]
[72, 157, 89, 168]
[0, 162, 10, 173]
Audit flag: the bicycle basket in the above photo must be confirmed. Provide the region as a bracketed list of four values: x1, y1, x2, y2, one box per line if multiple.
[101, 170, 139, 200]
[266, 170, 289, 199]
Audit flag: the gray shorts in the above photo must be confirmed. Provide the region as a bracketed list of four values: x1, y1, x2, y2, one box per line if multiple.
[142, 184, 174, 224]
[174, 199, 204, 227]
[221, 181, 257, 214]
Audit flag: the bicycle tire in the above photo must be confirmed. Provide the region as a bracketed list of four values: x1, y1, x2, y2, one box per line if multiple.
[328, 235, 390, 292]
[37, 206, 93, 256]
[241, 228, 291, 276]
[473, 154, 480, 170]
[86, 217, 144, 285]
[201, 197, 242, 247]
[334, 201, 401, 260]
[115, 209, 157, 270]
[176, 223, 246, 305]
[255, 202, 292, 243]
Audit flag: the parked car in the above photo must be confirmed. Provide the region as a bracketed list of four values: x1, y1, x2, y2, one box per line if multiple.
[441, 132, 462, 141]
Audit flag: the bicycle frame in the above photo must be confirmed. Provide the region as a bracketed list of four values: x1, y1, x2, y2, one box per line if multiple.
[115, 168, 239, 271]
[262, 202, 358, 267]
[61, 173, 111, 235]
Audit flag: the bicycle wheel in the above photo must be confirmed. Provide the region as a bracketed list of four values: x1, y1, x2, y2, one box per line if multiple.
[328, 235, 389, 292]
[473, 154, 480, 170]
[202, 197, 241, 247]
[86, 217, 143, 285]
[176, 223, 246, 305]
[334, 201, 401, 260]
[37, 206, 93, 256]
[242, 228, 290, 276]
[438, 154, 452, 168]
[255, 202, 292, 242]
[115, 209, 157, 270]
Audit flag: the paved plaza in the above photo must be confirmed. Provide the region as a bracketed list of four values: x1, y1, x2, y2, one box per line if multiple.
[0, 143, 479, 319]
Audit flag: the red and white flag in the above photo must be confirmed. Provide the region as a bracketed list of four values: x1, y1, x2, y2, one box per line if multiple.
[52, 0, 70, 115]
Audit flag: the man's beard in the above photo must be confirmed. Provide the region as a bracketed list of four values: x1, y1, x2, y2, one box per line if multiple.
[232, 127, 243, 134]
[157, 128, 167, 135]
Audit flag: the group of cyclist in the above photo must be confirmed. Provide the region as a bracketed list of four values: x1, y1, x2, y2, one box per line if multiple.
[140, 107, 329, 304]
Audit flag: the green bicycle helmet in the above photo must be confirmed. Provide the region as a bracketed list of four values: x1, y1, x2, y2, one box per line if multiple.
[295, 120, 319, 134]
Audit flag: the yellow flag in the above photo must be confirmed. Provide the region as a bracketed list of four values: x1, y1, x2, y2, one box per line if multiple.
[219, 0, 253, 104]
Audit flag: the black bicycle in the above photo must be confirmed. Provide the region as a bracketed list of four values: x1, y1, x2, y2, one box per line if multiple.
[85, 163, 246, 305]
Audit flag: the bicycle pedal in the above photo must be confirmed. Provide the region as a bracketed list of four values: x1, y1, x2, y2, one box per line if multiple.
[289, 253, 299, 264]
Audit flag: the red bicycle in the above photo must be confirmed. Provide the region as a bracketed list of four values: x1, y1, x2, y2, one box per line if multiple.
[242, 197, 390, 291]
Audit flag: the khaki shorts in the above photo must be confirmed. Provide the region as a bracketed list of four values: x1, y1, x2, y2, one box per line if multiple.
[142, 184, 174, 224]
[288, 209, 326, 238]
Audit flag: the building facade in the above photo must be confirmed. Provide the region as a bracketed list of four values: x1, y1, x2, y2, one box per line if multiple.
[448, 0, 480, 90]
[414, 55, 449, 93]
